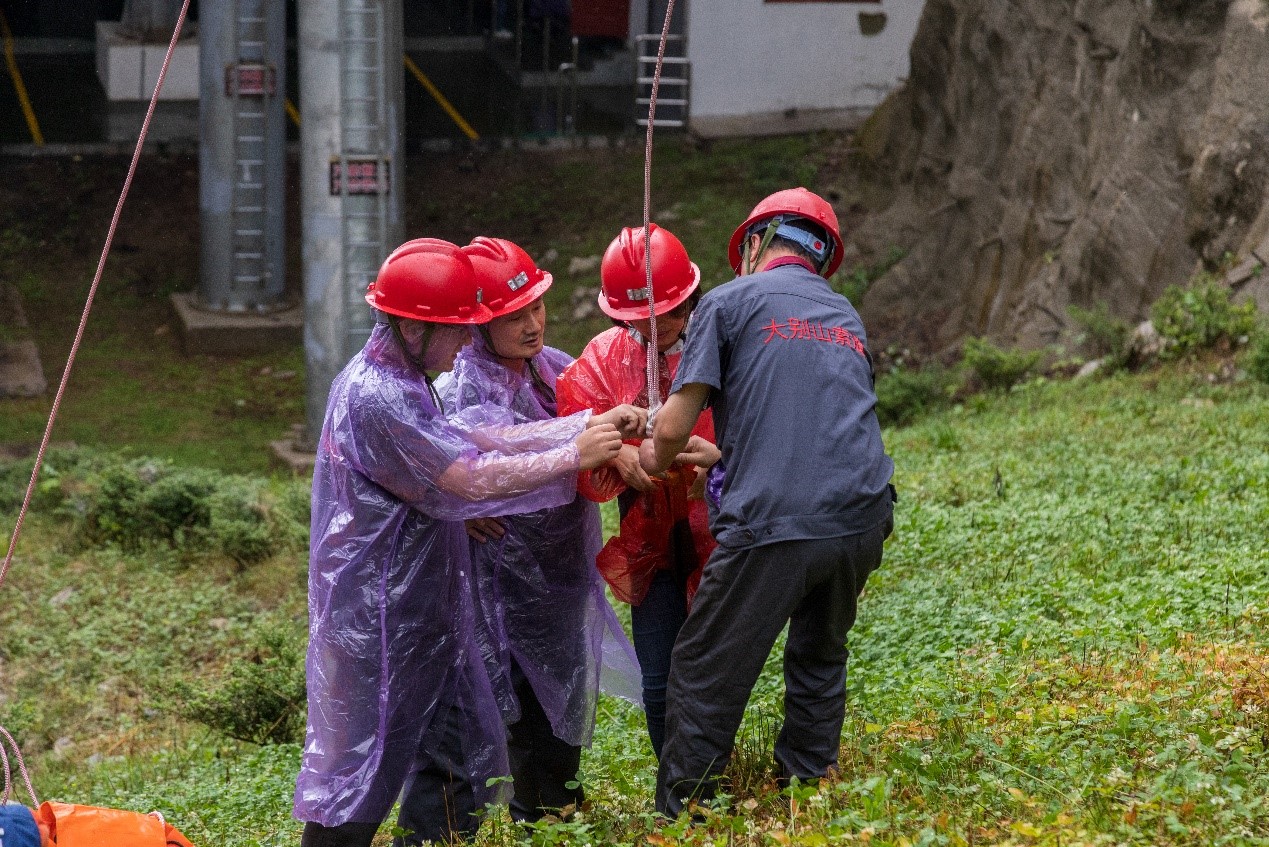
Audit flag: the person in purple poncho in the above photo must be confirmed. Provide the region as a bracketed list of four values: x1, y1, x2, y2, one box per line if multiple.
[294, 238, 647, 847]
[434, 237, 642, 825]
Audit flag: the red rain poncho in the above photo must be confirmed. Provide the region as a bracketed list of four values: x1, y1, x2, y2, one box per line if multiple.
[556, 327, 717, 606]
[295, 323, 593, 827]
[436, 332, 641, 747]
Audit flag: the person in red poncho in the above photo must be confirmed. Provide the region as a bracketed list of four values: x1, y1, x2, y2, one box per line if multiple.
[556, 224, 721, 759]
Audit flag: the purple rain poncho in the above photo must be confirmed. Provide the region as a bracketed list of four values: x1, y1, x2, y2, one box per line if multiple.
[294, 323, 595, 828]
[437, 332, 642, 747]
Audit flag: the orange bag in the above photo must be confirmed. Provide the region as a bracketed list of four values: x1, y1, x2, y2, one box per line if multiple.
[34, 802, 194, 847]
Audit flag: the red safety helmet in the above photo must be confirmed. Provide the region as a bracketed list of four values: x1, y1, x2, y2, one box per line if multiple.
[728, 187, 844, 278]
[598, 223, 701, 321]
[462, 237, 554, 318]
[365, 238, 494, 324]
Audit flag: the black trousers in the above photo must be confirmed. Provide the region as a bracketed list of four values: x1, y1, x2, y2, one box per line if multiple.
[506, 663, 585, 822]
[395, 699, 482, 846]
[299, 698, 480, 847]
[393, 660, 584, 842]
[655, 517, 890, 817]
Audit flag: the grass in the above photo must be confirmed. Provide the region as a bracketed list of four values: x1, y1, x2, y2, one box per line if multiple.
[3, 136, 1269, 844]
[1, 362, 1266, 845]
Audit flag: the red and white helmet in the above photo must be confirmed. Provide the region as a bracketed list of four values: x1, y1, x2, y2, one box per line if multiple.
[365, 238, 494, 324]
[728, 187, 844, 278]
[598, 223, 701, 321]
[463, 237, 554, 318]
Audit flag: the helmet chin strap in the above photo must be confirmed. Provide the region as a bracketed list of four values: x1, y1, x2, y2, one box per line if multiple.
[387, 314, 444, 413]
[743, 220, 784, 275]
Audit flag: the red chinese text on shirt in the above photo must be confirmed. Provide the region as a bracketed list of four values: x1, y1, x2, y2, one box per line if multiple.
[760, 317, 867, 358]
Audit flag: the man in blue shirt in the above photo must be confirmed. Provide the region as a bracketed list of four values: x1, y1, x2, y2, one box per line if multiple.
[640, 187, 895, 817]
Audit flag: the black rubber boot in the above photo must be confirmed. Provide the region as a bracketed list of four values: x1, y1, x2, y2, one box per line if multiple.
[299, 821, 381, 847]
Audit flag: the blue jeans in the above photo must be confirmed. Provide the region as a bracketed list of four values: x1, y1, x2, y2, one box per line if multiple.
[630, 569, 688, 759]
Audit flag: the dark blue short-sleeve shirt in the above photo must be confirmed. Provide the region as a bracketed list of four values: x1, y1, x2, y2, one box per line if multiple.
[671, 261, 894, 549]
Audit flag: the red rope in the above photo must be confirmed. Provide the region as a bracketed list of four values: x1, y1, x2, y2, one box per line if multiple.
[642, 0, 677, 416]
[0, 0, 192, 593]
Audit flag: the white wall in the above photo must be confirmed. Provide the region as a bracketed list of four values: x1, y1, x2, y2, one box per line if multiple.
[686, 0, 923, 136]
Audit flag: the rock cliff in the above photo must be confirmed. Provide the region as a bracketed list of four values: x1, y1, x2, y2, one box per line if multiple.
[852, 0, 1269, 354]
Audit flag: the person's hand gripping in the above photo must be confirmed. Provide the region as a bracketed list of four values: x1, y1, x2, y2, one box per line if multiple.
[588, 404, 650, 441]
[575, 423, 624, 470]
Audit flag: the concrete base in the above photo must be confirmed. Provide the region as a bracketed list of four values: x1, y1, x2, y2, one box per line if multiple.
[270, 424, 317, 474]
[170, 292, 303, 355]
[0, 283, 46, 398]
[0, 340, 47, 398]
[105, 99, 199, 144]
[96, 20, 199, 102]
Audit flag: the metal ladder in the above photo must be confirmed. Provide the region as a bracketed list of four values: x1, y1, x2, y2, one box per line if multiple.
[229, 0, 269, 304]
[634, 32, 689, 129]
[340, 0, 391, 349]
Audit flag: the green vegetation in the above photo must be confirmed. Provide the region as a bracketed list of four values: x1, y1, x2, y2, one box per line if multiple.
[3, 364, 1266, 845]
[1249, 324, 1269, 385]
[1150, 278, 1257, 360]
[961, 337, 1043, 392]
[874, 363, 954, 428]
[3, 139, 1269, 845]
[1068, 301, 1132, 371]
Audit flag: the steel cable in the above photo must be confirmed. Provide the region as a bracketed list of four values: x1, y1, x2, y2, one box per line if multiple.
[642, 0, 677, 422]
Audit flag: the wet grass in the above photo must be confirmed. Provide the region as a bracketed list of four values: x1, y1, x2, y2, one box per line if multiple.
[1, 365, 1266, 846]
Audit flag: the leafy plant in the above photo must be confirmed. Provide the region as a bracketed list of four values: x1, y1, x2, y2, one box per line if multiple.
[35, 453, 307, 565]
[1149, 278, 1257, 359]
[962, 337, 1042, 391]
[169, 621, 308, 745]
[1068, 301, 1131, 368]
[875, 363, 953, 427]
[1246, 323, 1269, 385]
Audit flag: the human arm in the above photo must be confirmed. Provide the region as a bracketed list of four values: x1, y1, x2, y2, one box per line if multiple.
[610, 442, 657, 492]
[639, 382, 710, 475]
[447, 404, 645, 454]
[347, 378, 618, 520]
[674, 434, 721, 468]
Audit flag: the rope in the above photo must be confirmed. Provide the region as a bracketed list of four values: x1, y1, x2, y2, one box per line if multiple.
[642, 0, 677, 421]
[0, 0, 192, 594]
[0, 725, 39, 806]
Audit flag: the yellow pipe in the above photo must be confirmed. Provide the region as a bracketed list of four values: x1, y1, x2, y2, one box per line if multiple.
[0, 9, 44, 146]
[285, 98, 301, 127]
[403, 54, 479, 142]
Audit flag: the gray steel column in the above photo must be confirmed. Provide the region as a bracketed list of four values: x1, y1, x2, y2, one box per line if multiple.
[300, 0, 405, 442]
[199, 0, 287, 313]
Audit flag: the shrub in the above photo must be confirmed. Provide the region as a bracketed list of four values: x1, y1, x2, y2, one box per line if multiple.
[1149, 279, 1257, 359]
[1248, 324, 1269, 385]
[875, 364, 953, 427]
[962, 337, 1042, 391]
[3, 448, 308, 564]
[170, 621, 308, 745]
[1068, 302, 1131, 368]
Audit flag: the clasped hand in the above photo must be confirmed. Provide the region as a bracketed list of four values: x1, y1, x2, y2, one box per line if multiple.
[587, 404, 648, 440]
